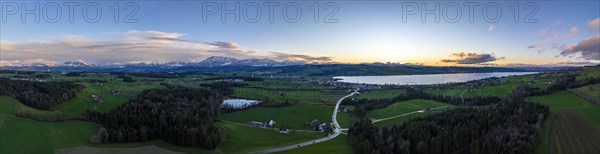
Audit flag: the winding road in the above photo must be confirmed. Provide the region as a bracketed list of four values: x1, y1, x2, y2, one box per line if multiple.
[248, 90, 359, 154]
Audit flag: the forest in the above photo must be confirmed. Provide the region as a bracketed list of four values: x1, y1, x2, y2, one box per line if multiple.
[85, 85, 225, 149]
[0, 78, 83, 110]
[347, 72, 600, 154]
[348, 87, 549, 154]
[343, 88, 500, 117]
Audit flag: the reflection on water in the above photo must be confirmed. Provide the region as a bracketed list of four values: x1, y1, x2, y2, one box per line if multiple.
[334, 72, 538, 85]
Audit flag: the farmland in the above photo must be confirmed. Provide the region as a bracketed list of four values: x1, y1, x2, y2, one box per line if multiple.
[275, 135, 353, 154]
[355, 88, 406, 99]
[528, 89, 600, 154]
[0, 96, 101, 154]
[222, 103, 335, 130]
[546, 110, 600, 154]
[368, 99, 451, 119]
[0, 66, 599, 154]
[527, 91, 592, 110]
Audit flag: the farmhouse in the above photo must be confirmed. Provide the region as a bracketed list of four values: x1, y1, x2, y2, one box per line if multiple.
[265, 120, 276, 127]
[278, 127, 289, 134]
[275, 92, 288, 96]
[91, 95, 104, 103]
[338, 106, 349, 112]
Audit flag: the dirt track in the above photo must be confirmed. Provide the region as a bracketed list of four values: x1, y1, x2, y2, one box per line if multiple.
[547, 110, 600, 154]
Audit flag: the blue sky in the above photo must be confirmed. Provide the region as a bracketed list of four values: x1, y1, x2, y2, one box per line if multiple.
[1, 1, 599, 66]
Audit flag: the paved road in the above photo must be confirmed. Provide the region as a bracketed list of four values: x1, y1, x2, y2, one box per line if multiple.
[248, 91, 358, 154]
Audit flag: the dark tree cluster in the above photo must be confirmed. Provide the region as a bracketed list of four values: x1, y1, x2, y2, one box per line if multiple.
[204, 76, 264, 81]
[116, 75, 135, 82]
[344, 88, 500, 117]
[85, 86, 224, 149]
[348, 95, 549, 154]
[66, 72, 83, 76]
[0, 78, 83, 110]
[127, 72, 185, 78]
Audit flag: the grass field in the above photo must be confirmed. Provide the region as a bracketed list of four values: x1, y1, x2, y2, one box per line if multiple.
[368, 99, 451, 119]
[576, 83, 600, 99]
[56, 82, 162, 114]
[535, 112, 555, 154]
[356, 89, 405, 99]
[84, 122, 325, 154]
[546, 110, 600, 154]
[577, 106, 600, 130]
[233, 87, 346, 105]
[532, 86, 600, 154]
[373, 112, 431, 128]
[223, 103, 335, 130]
[527, 91, 593, 110]
[217, 122, 325, 153]
[336, 106, 359, 128]
[422, 73, 556, 98]
[275, 135, 353, 154]
[0, 96, 101, 154]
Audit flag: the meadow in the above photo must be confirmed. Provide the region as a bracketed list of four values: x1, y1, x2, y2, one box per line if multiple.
[0, 96, 101, 154]
[222, 103, 335, 130]
[368, 99, 451, 119]
[355, 88, 406, 99]
[528, 90, 600, 154]
[527, 91, 593, 110]
[276, 135, 353, 154]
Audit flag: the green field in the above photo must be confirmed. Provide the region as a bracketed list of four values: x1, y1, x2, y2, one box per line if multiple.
[545, 110, 600, 154]
[1, 96, 326, 154]
[276, 135, 353, 154]
[535, 112, 555, 154]
[368, 99, 451, 119]
[233, 87, 345, 105]
[336, 106, 359, 128]
[83, 121, 325, 154]
[528, 91, 593, 110]
[373, 112, 431, 128]
[223, 103, 335, 130]
[356, 89, 406, 99]
[576, 83, 600, 99]
[577, 106, 600, 130]
[217, 122, 325, 153]
[424, 72, 563, 98]
[56, 82, 162, 114]
[0, 96, 101, 154]
[532, 87, 600, 154]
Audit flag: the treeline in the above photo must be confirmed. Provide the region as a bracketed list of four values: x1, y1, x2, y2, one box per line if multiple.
[348, 88, 549, 154]
[0, 78, 83, 110]
[85, 86, 225, 149]
[346, 70, 600, 154]
[527, 75, 600, 96]
[16, 109, 82, 122]
[343, 88, 500, 117]
[204, 76, 264, 81]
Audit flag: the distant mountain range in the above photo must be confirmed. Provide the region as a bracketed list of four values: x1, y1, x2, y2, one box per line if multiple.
[0, 56, 573, 75]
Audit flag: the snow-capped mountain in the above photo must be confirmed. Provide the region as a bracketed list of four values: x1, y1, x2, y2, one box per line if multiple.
[196, 56, 305, 67]
[61, 60, 91, 67]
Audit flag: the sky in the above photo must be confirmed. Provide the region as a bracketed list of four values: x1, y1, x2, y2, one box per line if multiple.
[1, 0, 599, 67]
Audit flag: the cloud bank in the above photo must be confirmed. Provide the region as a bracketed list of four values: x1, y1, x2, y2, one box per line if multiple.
[0, 30, 333, 66]
[441, 52, 504, 64]
[560, 35, 600, 60]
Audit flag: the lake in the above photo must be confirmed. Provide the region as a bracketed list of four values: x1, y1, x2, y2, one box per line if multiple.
[222, 99, 261, 109]
[333, 72, 538, 85]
